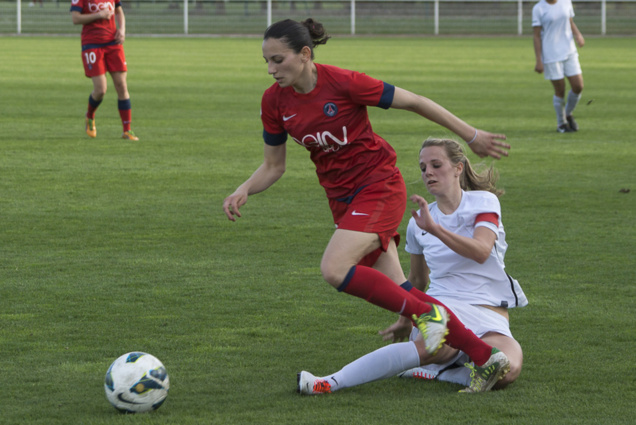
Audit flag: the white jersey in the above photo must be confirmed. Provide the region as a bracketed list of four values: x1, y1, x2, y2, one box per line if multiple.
[405, 190, 528, 309]
[532, 0, 577, 64]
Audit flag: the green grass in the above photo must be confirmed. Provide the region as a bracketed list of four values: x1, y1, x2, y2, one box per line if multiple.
[0, 36, 634, 425]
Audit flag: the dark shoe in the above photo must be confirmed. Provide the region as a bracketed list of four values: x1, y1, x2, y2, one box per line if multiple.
[566, 115, 578, 131]
[557, 123, 573, 133]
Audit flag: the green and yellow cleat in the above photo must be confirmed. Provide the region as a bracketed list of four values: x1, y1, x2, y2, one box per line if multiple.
[459, 348, 510, 393]
[122, 130, 139, 141]
[412, 303, 449, 356]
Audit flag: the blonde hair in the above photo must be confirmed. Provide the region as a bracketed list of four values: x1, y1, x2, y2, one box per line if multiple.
[420, 138, 504, 197]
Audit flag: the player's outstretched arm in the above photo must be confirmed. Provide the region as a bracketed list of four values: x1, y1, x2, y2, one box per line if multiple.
[222, 143, 287, 221]
[466, 129, 510, 160]
[390, 87, 510, 159]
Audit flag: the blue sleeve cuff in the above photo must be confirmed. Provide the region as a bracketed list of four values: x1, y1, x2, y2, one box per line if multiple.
[263, 129, 287, 146]
[378, 82, 395, 109]
[70, 5, 82, 12]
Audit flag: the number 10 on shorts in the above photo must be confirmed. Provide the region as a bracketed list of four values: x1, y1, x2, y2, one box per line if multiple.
[84, 51, 96, 66]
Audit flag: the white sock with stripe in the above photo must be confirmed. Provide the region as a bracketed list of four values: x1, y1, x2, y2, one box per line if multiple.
[322, 342, 420, 391]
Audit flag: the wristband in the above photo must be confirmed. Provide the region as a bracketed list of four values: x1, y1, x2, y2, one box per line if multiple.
[467, 129, 478, 145]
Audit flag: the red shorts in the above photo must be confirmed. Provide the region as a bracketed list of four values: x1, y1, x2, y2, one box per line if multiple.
[81, 44, 127, 78]
[328, 169, 407, 266]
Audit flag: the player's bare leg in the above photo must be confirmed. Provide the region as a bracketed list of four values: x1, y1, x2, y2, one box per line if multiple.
[480, 332, 523, 389]
[320, 229, 379, 288]
[321, 229, 447, 355]
[85, 74, 108, 138]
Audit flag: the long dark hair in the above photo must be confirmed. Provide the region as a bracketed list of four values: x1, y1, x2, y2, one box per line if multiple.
[263, 18, 330, 59]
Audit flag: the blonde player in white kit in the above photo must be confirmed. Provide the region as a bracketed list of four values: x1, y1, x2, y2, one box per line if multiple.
[532, 0, 585, 133]
[297, 138, 527, 394]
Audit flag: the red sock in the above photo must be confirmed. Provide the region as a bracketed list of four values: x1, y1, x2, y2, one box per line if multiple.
[87, 95, 101, 119]
[405, 285, 493, 366]
[118, 98, 132, 132]
[338, 266, 432, 318]
[119, 108, 132, 132]
[86, 106, 97, 120]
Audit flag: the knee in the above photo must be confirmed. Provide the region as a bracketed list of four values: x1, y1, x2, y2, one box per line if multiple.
[92, 87, 107, 100]
[573, 83, 584, 95]
[114, 83, 129, 99]
[495, 357, 522, 389]
[420, 343, 457, 365]
[320, 260, 349, 289]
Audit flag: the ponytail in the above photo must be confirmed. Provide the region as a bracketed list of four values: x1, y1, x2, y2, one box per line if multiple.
[264, 18, 330, 59]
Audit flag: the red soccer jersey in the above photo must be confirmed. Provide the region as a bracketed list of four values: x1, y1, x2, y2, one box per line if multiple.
[70, 0, 120, 45]
[261, 63, 398, 200]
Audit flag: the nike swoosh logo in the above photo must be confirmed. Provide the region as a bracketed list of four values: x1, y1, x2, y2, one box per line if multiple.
[429, 305, 443, 322]
[351, 211, 369, 216]
[117, 393, 144, 405]
[282, 114, 297, 121]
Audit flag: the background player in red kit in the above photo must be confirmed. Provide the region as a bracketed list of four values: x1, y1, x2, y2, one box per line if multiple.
[222, 18, 512, 392]
[70, 0, 138, 140]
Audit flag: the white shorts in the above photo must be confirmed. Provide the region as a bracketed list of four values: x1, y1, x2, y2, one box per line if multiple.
[409, 298, 513, 372]
[411, 298, 513, 340]
[544, 52, 582, 80]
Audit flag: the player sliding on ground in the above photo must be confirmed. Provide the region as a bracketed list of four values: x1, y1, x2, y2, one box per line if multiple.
[298, 139, 526, 394]
[222, 18, 512, 392]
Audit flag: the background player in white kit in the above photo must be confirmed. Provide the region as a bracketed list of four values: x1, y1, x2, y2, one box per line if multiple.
[298, 138, 527, 394]
[532, 0, 585, 133]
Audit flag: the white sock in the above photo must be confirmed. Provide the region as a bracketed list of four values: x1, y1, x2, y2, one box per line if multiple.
[437, 366, 472, 386]
[565, 90, 581, 117]
[553, 95, 566, 126]
[322, 342, 420, 392]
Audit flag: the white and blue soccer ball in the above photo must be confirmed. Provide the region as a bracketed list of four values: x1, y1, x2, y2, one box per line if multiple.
[104, 352, 169, 413]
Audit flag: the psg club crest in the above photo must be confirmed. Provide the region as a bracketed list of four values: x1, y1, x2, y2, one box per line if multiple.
[323, 102, 338, 117]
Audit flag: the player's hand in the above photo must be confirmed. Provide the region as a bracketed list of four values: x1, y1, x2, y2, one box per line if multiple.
[410, 194, 437, 234]
[114, 29, 125, 44]
[466, 129, 510, 159]
[534, 61, 544, 74]
[379, 316, 413, 343]
[223, 191, 248, 222]
[576, 34, 585, 48]
[99, 8, 114, 20]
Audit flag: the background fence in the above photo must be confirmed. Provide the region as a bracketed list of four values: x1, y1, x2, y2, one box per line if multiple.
[2, 0, 635, 35]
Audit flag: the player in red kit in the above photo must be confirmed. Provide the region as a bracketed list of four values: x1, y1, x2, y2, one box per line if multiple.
[223, 18, 512, 392]
[70, 0, 138, 140]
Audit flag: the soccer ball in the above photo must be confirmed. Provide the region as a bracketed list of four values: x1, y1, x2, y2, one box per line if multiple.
[104, 352, 170, 413]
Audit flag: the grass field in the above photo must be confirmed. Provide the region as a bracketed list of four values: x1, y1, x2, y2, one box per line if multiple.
[0, 36, 634, 424]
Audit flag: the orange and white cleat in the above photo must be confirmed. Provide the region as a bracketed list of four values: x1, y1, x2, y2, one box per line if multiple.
[85, 117, 96, 138]
[297, 371, 331, 395]
[397, 367, 439, 380]
[121, 130, 139, 141]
